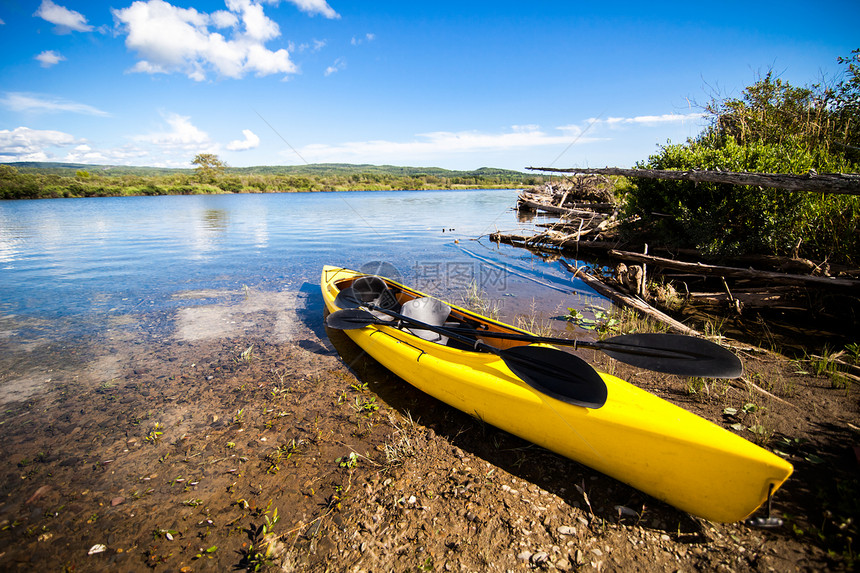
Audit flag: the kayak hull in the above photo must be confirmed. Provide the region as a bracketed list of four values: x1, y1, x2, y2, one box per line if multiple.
[321, 265, 792, 523]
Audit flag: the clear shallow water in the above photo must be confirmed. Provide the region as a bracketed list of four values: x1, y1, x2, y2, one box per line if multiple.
[0, 190, 603, 342]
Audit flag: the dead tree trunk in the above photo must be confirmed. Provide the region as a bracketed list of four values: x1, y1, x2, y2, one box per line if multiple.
[608, 249, 860, 291]
[527, 166, 860, 195]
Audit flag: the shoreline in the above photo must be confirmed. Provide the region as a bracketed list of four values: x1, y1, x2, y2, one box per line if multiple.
[0, 284, 855, 571]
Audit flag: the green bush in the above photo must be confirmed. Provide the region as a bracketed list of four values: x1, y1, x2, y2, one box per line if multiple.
[626, 51, 860, 265]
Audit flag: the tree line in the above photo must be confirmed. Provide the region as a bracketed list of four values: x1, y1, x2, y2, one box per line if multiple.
[0, 159, 542, 200]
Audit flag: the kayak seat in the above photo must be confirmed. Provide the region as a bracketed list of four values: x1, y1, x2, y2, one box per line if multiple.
[401, 297, 451, 344]
[350, 276, 402, 313]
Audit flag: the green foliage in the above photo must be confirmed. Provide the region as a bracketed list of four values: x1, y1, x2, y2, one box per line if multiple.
[191, 153, 227, 183]
[626, 51, 860, 264]
[0, 161, 539, 200]
[628, 135, 860, 262]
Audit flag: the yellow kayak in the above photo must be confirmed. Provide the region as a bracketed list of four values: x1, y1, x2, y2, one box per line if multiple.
[321, 265, 792, 523]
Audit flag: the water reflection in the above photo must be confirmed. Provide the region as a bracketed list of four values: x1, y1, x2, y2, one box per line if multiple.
[201, 208, 228, 231]
[0, 228, 19, 266]
[0, 190, 601, 332]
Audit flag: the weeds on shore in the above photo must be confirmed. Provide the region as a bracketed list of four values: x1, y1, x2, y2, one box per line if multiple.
[382, 411, 418, 467]
[461, 281, 502, 320]
[237, 501, 282, 571]
[515, 298, 554, 336]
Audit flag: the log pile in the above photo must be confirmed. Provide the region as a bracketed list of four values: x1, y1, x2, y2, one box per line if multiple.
[494, 181, 860, 342]
[515, 176, 630, 245]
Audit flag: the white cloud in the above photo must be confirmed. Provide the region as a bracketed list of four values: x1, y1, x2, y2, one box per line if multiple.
[284, 0, 339, 19]
[298, 126, 601, 163]
[324, 57, 345, 76]
[113, 0, 297, 81]
[590, 112, 706, 127]
[211, 10, 238, 28]
[227, 129, 260, 151]
[35, 50, 66, 68]
[351, 32, 375, 46]
[34, 0, 93, 33]
[0, 117, 223, 167]
[135, 113, 213, 149]
[291, 38, 326, 53]
[0, 126, 82, 162]
[63, 145, 108, 163]
[227, 0, 278, 41]
[1, 92, 110, 117]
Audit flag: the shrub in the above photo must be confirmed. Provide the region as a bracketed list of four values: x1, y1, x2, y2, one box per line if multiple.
[626, 51, 860, 265]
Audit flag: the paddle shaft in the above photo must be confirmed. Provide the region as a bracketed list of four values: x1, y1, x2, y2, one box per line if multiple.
[438, 326, 692, 360]
[357, 303, 507, 355]
[331, 283, 742, 379]
[328, 305, 743, 378]
[332, 302, 608, 408]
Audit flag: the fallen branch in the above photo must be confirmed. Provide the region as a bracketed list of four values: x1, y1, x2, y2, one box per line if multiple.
[608, 249, 860, 291]
[519, 192, 616, 212]
[729, 377, 800, 410]
[685, 290, 805, 311]
[527, 166, 860, 196]
[518, 195, 614, 217]
[489, 232, 620, 256]
[559, 260, 700, 336]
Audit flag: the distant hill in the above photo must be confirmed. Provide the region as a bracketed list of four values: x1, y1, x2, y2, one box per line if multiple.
[4, 161, 529, 179]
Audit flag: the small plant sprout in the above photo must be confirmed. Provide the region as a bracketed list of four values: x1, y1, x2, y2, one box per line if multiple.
[845, 342, 860, 364]
[194, 545, 218, 560]
[270, 384, 291, 398]
[351, 396, 379, 415]
[515, 298, 553, 336]
[239, 504, 281, 570]
[350, 381, 369, 393]
[241, 345, 254, 362]
[563, 306, 620, 333]
[461, 280, 502, 320]
[145, 422, 164, 444]
[723, 402, 774, 445]
[231, 408, 245, 426]
[336, 451, 359, 469]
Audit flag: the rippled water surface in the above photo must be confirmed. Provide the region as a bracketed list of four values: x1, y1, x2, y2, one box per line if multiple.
[0, 190, 602, 343]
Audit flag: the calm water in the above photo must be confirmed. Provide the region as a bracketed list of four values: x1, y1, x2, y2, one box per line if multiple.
[0, 190, 603, 344]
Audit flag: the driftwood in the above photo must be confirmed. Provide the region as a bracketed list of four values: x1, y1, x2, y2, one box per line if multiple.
[608, 249, 860, 291]
[559, 260, 700, 336]
[686, 290, 806, 312]
[527, 166, 860, 196]
[498, 171, 858, 341]
[488, 233, 620, 259]
[729, 377, 800, 410]
[492, 214, 635, 250]
[518, 193, 615, 217]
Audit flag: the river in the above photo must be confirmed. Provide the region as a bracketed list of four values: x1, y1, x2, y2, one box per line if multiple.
[0, 189, 605, 371]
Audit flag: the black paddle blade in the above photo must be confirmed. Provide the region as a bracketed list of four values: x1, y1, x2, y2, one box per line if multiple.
[502, 346, 608, 409]
[602, 333, 743, 379]
[334, 288, 362, 309]
[326, 308, 379, 330]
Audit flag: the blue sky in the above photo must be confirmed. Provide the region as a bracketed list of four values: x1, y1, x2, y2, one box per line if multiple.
[1, 1, 857, 171]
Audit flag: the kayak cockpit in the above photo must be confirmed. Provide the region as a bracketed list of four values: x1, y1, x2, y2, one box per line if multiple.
[332, 274, 529, 351]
